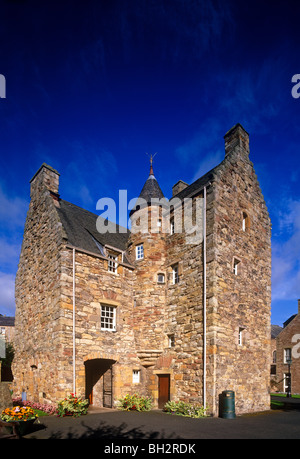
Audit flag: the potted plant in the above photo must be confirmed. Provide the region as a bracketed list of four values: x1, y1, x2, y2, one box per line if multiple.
[57, 393, 89, 417]
[1, 405, 38, 436]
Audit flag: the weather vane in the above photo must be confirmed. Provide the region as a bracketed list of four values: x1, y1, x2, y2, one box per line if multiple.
[146, 152, 157, 166]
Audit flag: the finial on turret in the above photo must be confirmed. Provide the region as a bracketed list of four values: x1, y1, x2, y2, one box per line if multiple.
[146, 152, 157, 176]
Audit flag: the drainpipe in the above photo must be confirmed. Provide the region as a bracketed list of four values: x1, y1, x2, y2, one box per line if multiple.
[203, 186, 207, 410]
[73, 248, 76, 394]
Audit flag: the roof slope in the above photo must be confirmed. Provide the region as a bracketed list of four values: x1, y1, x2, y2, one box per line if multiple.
[56, 200, 130, 257]
[137, 173, 165, 203]
[0, 316, 15, 326]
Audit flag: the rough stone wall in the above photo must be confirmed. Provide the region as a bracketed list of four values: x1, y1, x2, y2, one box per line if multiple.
[276, 306, 300, 394]
[163, 199, 205, 405]
[13, 165, 64, 404]
[208, 126, 272, 415]
[59, 247, 142, 404]
[0, 382, 13, 412]
[127, 205, 167, 351]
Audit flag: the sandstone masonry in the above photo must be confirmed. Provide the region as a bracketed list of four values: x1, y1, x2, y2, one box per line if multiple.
[12, 124, 272, 415]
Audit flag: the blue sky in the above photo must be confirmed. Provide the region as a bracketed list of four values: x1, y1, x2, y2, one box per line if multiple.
[0, 0, 299, 326]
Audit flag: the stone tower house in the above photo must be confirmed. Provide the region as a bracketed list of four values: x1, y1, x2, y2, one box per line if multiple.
[12, 124, 271, 415]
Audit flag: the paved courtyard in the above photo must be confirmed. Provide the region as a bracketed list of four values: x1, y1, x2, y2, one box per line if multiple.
[24, 407, 300, 440]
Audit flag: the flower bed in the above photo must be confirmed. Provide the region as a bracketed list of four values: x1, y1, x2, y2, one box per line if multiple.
[12, 397, 57, 415]
[163, 400, 208, 418]
[117, 394, 153, 412]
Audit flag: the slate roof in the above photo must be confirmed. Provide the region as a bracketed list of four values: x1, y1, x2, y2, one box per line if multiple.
[283, 314, 297, 328]
[172, 163, 221, 200]
[137, 174, 165, 203]
[129, 171, 165, 217]
[271, 324, 283, 339]
[54, 157, 221, 258]
[56, 200, 130, 260]
[0, 316, 15, 326]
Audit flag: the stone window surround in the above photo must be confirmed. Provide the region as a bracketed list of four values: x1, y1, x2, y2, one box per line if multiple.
[157, 273, 165, 284]
[232, 257, 241, 275]
[100, 300, 119, 332]
[136, 243, 144, 260]
[242, 210, 250, 232]
[132, 369, 141, 383]
[172, 264, 179, 284]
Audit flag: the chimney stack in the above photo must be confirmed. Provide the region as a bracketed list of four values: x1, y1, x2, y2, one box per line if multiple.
[30, 163, 60, 202]
[224, 123, 249, 157]
[172, 180, 189, 197]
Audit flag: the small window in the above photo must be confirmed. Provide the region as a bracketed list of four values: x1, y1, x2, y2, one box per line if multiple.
[101, 305, 116, 331]
[108, 253, 118, 273]
[157, 273, 165, 284]
[233, 258, 240, 275]
[136, 244, 144, 260]
[272, 350, 277, 364]
[172, 264, 179, 284]
[133, 370, 140, 383]
[157, 218, 162, 228]
[284, 348, 292, 364]
[242, 212, 250, 232]
[168, 334, 175, 348]
[238, 327, 244, 346]
[170, 218, 175, 235]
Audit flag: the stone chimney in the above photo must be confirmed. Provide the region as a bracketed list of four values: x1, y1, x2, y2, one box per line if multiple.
[30, 163, 60, 203]
[172, 180, 189, 197]
[224, 123, 249, 157]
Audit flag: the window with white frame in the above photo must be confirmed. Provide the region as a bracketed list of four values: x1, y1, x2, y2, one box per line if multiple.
[170, 218, 175, 235]
[133, 370, 140, 383]
[108, 253, 118, 273]
[284, 348, 292, 364]
[157, 273, 165, 284]
[136, 244, 144, 260]
[238, 327, 244, 346]
[100, 305, 116, 331]
[168, 334, 175, 348]
[242, 212, 250, 232]
[172, 264, 179, 284]
[284, 373, 291, 393]
[233, 258, 240, 275]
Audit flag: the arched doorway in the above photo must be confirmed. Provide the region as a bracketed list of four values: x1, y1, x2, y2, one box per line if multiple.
[84, 358, 116, 407]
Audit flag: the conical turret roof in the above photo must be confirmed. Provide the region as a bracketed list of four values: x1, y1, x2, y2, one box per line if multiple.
[130, 160, 165, 216]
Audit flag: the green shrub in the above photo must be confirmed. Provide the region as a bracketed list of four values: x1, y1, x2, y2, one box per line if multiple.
[57, 393, 89, 417]
[163, 400, 208, 418]
[117, 393, 153, 412]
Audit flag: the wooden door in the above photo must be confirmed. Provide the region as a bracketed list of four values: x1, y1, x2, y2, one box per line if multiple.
[158, 374, 170, 409]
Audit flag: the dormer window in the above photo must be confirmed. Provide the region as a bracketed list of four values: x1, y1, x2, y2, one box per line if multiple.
[108, 253, 118, 273]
